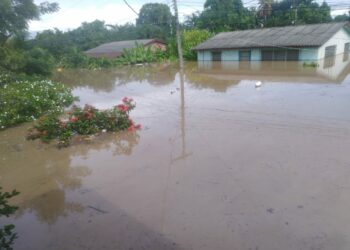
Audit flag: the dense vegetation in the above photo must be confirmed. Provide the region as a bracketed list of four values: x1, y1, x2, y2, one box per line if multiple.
[0, 74, 74, 129]
[185, 0, 348, 32]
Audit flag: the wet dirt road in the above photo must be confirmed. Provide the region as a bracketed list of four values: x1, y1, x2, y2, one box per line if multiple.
[1, 60, 350, 250]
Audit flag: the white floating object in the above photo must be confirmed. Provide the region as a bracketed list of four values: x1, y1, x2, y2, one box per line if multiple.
[255, 81, 262, 88]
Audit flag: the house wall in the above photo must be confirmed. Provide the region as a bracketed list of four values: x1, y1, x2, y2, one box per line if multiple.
[222, 50, 239, 61]
[197, 51, 212, 61]
[317, 28, 350, 60]
[198, 49, 262, 61]
[251, 49, 261, 61]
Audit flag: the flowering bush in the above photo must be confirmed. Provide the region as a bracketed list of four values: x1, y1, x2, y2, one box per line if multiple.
[27, 97, 141, 147]
[0, 77, 75, 129]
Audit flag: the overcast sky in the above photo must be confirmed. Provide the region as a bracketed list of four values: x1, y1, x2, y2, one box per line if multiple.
[29, 0, 349, 32]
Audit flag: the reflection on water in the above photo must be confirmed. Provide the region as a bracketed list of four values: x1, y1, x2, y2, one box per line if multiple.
[196, 54, 350, 84]
[53, 63, 177, 92]
[0, 126, 140, 226]
[1, 58, 350, 249]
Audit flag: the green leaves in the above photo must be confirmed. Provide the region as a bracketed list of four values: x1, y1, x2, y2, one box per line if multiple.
[0, 187, 20, 250]
[136, 3, 173, 40]
[0, 0, 59, 45]
[182, 29, 212, 60]
[28, 99, 140, 148]
[117, 43, 166, 65]
[0, 73, 75, 129]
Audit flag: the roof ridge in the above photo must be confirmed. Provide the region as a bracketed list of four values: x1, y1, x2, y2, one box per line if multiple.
[216, 22, 347, 35]
[194, 22, 349, 51]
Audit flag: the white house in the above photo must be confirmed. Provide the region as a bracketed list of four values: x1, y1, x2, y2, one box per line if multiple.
[194, 22, 350, 63]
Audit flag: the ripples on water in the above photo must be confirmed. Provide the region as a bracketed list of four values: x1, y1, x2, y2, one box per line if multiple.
[1, 57, 350, 250]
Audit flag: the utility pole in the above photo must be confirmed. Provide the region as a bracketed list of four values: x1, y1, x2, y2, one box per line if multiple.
[172, 0, 184, 69]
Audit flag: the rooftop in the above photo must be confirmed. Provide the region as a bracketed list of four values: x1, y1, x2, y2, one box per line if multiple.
[85, 39, 164, 55]
[194, 22, 350, 51]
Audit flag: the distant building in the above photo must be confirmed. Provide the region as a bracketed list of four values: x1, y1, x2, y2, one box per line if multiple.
[194, 22, 350, 62]
[84, 39, 166, 58]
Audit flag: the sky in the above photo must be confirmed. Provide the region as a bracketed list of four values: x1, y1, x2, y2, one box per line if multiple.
[29, 0, 349, 32]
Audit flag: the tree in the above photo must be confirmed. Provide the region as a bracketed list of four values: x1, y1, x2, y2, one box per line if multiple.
[334, 11, 350, 22]
[0, 0, 58, 45]
[265, 0, 332, 27]
[136, 3, 173, 40]
[258, 0, 274, 25]
[182, 29, 212, 60]
[193, 0, 255, 32]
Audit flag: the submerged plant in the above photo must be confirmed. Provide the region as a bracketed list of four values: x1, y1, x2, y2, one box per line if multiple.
[0, 72, 75, 129]
[116, 43, 166, 65]
[302, 61, 319, 68]
[0, 188, 20, 250]
[27, 97, 141, 147]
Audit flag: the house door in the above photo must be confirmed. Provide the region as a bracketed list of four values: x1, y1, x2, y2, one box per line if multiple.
[212, 52, 222, 61]
[262, 50, 273, 61]
[239, 50, 251, 61]
[286, 50, 299, 61]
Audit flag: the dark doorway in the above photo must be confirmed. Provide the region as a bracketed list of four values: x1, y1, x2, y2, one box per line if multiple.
[239, 50, 251, 61]
[212, 52, 222, 61]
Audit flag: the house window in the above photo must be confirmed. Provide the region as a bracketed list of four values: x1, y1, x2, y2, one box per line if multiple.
[286, 50, 299, 61]
[261, 49, 299, 61]
[324, 45, 336, 68]
[212, 52, 221, 61]
[239, 50, 251, 61]
[343, 43, 349, 62]
[274, 49, 286, 61]
[262, 50, 273, 61]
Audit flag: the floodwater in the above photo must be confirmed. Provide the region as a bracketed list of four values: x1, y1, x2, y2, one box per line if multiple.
[1, 56, 350, 250]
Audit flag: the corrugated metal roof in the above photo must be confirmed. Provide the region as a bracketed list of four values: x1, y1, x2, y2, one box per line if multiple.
[194, 22, 350, 51]
[85, 39, 163, 55]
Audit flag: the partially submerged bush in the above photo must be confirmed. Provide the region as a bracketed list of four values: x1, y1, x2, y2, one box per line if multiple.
[27, 97, 141, 147]
[58, 43, 166, 69]
[302, 61, 319, 68]
[0, 188, 20, 250]
[117, 43, 166, 65]
[0, 77, 75, 129]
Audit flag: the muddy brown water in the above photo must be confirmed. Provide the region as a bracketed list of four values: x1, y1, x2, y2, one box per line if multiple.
[1, 59, 350, 250]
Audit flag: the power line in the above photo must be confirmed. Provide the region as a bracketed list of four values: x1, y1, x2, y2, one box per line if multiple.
[122, 0, 139, 16]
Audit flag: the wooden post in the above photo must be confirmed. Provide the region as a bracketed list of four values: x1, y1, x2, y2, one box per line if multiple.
[172, 0, 184, 69]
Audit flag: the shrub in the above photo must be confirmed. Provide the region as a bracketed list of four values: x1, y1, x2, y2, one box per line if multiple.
[116, 43, 166, 65]
[302, 61, 319, 68]
[0, 77, 75, 129]
[27, 97, 141, 147]
[0, 46, 55, 76]
[23, 47, 55, 76]
[167, 29, 212, 61]
[0, 188, 20, 250]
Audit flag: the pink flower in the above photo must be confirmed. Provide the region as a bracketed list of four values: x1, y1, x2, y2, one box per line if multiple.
[122, 97, 129, 103]
[128, 125, 135, 132]
[135, 124, 141, 130]
[69, 116, 78, 123]
[117, 104, 129, 112]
